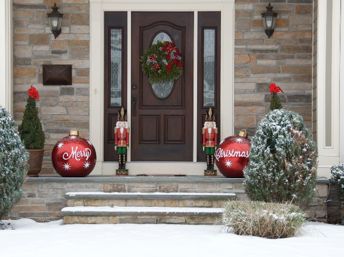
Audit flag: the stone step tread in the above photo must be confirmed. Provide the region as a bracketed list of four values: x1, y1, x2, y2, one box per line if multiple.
[65, 192, 237, 200]
[62, 206, 224, 216]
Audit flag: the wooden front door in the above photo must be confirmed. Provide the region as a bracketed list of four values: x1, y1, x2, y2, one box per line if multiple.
[131, 12, 194, 161]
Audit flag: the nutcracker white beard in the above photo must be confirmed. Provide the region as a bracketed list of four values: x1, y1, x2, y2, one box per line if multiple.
[116, 121, 128, 129]
[204, 121, 216, 129]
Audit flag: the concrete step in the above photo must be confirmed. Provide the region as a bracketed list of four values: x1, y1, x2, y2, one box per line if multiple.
[62, 206, 223, 224]
[65, 192, 237, 208]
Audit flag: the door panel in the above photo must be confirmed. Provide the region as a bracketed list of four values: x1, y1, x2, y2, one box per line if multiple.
[131, 12, 194, 161]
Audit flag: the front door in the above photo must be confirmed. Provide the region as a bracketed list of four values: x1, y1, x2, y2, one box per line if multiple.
[131, 12, 194, 161]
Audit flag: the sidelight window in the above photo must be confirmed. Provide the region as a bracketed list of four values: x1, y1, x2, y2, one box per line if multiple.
[110, 28, 123, 107]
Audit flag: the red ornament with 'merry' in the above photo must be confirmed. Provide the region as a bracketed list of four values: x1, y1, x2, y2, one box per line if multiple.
[52, 130, 97, 177]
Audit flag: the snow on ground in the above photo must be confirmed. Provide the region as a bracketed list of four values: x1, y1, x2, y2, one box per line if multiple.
[0, 219, 343, 257]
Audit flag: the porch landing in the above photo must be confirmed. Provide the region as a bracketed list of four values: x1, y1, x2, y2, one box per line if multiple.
[8, 176, 329, 223]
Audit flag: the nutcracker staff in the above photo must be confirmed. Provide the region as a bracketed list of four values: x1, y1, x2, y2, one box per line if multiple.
[202, 108, 218, 176]
[114, 107, 129, 175]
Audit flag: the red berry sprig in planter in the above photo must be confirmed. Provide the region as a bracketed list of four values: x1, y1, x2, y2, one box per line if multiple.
[269, 82, 283, 110]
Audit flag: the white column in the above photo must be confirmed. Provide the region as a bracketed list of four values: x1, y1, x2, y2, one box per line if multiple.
[340, 1, 344, 163]
[0, 0, 12, 112]
[317, 0, 341, 177]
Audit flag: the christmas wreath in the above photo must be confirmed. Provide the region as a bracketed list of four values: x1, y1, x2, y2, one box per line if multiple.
[141, 41, 183, 84]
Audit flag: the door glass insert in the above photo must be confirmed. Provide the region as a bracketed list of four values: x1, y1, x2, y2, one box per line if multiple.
[203, 28, 215, 107]
[110, 28, 122, 107]
[152, 32, 172, 44]
[151, 32, 174, 99]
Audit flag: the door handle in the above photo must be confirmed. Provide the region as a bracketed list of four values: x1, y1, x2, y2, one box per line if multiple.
[132, 96, 137, 117]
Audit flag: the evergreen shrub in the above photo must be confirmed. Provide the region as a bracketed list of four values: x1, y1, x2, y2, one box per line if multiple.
[0, 107, 28, 220]
[223, 201, 305, 239]
[244, 109, 317, 205]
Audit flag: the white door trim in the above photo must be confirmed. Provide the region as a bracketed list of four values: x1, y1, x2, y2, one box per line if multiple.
[89, 0, 235, 175]
[340, 0, 344, 164]
[317, 0, 341, 177]
[0, 0, 13, 112]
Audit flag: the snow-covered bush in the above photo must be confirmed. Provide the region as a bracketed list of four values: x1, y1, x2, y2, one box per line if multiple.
[330, 164, 344, 191]
[244, 109, 317, 205]
[0, 107, 28, 220]
[223, 201, 305, 238]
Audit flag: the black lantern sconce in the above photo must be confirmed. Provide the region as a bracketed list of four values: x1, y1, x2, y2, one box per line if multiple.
[261, 3, 277, 38]
[47, 3, 63, 39]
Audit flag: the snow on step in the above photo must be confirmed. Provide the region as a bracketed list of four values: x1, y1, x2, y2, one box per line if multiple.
[62, 206, 224, 216]
[65, 192, 236, 200]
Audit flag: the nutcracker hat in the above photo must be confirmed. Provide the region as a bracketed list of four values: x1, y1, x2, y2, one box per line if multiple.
[118, 106, 127, 121]
[205, 107, 215, 122]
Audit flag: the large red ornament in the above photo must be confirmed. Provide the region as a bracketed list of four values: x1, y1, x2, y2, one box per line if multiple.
[215, 131, 250, 178]
[52, 130, 96, 177]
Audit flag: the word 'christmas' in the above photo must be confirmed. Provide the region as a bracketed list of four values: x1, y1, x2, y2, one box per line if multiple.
[214, 148, 250, 161]
[62, 147, 92, 161]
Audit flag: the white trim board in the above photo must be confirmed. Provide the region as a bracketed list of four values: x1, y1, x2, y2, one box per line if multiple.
[0, 0, 12, 112]
[90, 0, 235, 175]
[317, 0, 341, 177]
[340, 0, 344, 164]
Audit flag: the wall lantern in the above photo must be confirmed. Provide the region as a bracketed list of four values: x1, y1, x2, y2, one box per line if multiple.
[47, 3, 63, 39]
[261, 3, 277, 38]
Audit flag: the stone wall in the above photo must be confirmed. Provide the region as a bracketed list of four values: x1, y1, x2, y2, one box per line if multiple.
[234, 0, 313, 135]
[8, 177, 330, 222]
[13, 0, 90, 175]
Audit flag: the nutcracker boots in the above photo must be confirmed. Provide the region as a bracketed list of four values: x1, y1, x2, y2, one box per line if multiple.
[116, 153, 128, 176]
[204, 154, 217, 176]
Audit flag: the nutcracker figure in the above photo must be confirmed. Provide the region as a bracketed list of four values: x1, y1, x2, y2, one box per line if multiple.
[202, 108, 218, 176]
[114, 107, 129, 175]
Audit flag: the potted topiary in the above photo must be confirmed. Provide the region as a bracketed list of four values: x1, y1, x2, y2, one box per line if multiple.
[19, 86, 45, 176]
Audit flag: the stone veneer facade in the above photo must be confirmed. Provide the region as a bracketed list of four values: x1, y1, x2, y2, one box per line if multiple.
[234, 0, 313, 135]
[13, 0, 314, 174]
[13, 0, 90, 174]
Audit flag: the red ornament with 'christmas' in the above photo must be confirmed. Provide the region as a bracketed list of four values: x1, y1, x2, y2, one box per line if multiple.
[52, 130, 96, 177]
[215, 131, 250, 178]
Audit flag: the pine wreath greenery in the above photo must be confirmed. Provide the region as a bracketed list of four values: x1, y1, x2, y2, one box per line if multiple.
[19, 86, 45, 149]
[0, 106, 28, 220]
[244, 109, 317, 206]
[141, 41, 183, 84]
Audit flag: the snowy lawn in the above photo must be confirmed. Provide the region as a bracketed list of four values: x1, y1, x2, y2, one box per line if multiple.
[0, 219, 343, 257]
